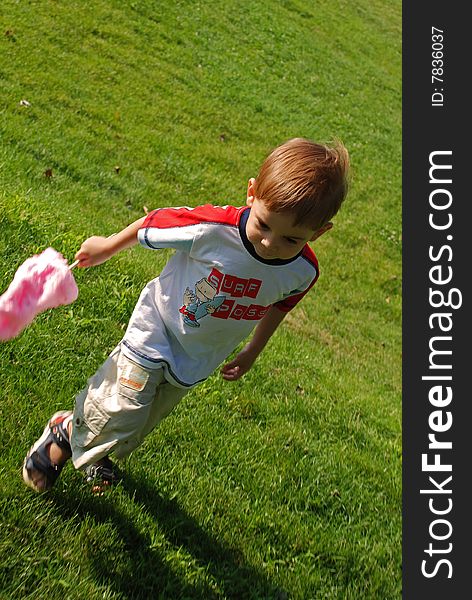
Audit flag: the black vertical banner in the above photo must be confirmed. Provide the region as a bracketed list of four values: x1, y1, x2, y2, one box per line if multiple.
[403, 3, 470, 598]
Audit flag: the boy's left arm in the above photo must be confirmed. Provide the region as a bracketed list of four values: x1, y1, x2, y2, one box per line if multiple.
[220, 305, 286, 381]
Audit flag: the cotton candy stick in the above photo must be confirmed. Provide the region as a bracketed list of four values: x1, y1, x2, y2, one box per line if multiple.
[0, 248, 79, 341]
[68, 259, 80, 270]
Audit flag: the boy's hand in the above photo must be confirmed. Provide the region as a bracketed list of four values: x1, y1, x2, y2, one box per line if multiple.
[74, 236, 114, 268]
[74, 216, 145, 267]
[220, 345, 258, 381]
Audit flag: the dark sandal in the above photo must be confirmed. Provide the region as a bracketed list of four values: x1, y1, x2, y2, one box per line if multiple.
[22, 411, 72, 492]
[84, 456, 120, 493]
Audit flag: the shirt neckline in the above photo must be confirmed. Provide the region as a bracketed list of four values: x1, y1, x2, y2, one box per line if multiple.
[238, 207, 304, 266]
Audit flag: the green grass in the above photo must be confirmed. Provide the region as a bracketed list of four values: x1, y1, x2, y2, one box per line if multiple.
[0, 1, 401, 598]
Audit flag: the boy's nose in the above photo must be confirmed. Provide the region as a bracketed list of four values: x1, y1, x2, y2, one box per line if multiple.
[261, 236, 276, 249]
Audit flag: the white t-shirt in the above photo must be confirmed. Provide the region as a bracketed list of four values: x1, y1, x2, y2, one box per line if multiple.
[121, 204, 319, 388]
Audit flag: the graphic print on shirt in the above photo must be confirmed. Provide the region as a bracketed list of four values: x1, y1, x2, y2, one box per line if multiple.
[179, 277, 226, 327]
[179, 267, 271, 327]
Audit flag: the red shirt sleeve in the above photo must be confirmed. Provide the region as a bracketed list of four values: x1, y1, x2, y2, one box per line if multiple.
[141, 205, 242, 230]
[273, 246, 319, 312]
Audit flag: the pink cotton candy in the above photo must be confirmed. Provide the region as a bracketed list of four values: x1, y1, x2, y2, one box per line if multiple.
[0, 248, 78, 341]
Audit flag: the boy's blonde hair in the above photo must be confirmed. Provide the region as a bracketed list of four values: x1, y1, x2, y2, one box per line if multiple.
[253, 137, 349, 230]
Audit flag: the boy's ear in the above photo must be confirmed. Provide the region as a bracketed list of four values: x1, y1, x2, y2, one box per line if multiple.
[310, 222, 333, 242]
[246, 178, 256, 207]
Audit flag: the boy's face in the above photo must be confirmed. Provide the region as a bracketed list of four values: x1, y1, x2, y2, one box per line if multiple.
[195, 278, 217, 301]
[246, 185, 322, 260]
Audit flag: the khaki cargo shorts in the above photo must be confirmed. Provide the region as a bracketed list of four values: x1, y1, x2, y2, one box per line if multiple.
[70, 344, 188, 470]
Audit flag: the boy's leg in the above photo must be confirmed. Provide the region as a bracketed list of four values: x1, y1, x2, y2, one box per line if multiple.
[84, 376, 187, 493]
[70, 345, 173, 469]
[133, 379, 188, 444]
[23, 344, 188, 491]
[22, 344, 123, 492]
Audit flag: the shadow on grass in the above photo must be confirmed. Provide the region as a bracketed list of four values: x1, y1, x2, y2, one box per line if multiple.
[50, 468, 287, 600]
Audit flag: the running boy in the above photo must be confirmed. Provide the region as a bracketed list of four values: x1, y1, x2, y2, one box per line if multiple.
[23, 137, 349, 492]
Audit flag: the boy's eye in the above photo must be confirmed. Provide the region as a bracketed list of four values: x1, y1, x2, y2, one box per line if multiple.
[285, 238, 298, 245]
[258, 220, 269, 230]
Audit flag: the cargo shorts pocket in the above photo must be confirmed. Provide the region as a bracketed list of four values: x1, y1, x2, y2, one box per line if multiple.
[116, 354, 158, 405]
[73, 391, 112, 448]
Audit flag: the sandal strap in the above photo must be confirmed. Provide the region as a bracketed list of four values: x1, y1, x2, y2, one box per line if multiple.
[84, 457, 119, 484]
[23, 412, 72, 491]
[50, 417, 71, 453]
[25, 450, 62, 486]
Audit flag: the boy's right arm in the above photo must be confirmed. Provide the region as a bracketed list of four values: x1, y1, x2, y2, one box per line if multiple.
[74, 216, 146, 267]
